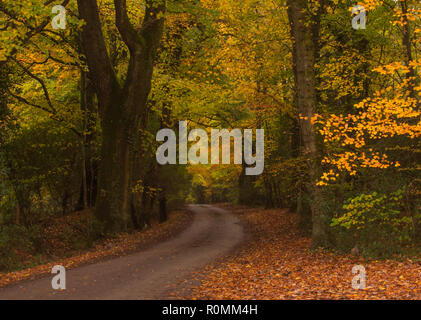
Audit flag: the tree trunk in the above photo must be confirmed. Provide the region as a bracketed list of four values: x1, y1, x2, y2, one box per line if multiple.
[287, 0, 329, 247]
[264, 177, 274, 209]
[77, 0, 165, 234]
[95, 101, 131, 233]
[159, 190, 167, 223]
[401, 0, 417, 99]
[15, 201, 20, 225]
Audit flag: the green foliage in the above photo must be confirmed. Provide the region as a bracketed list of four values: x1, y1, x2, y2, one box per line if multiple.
[331, 188, 417, 256]
[0, 225, 33, 271]
[1, 119, 82, 224]
[0, 0, 420, 268]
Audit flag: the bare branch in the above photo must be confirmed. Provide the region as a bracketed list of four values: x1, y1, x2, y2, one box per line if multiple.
[7, 88, 82, 137]
[6, 87, 54, 114]
[11, 57, 57, 114]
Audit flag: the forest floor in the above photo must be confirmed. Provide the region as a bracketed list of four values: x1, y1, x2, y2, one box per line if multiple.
[0, 205, 244, 299]
[189, 205, 421, 300]
[0, 208, 192, 288]
[3, 204, 421, 299]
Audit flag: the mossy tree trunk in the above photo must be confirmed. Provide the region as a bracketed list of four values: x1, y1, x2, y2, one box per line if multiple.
[77, 0, 166, 234]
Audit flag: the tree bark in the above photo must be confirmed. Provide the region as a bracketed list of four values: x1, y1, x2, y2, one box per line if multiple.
[77, 0, 166, 234]
[287, 0, 329, 247]
[400, 0, 417, 99]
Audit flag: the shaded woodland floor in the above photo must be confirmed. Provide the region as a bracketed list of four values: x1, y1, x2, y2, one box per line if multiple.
[0, 205, 243, 299]
[190, 205, 421, 300]
[3, 204, 421, 299]
[0, 210, 192, 288]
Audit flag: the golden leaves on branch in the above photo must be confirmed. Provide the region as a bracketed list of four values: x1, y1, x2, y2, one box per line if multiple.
[315, 60, 421, 185]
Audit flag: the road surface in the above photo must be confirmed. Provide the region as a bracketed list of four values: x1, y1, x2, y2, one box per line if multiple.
[0, 204, 244, 300]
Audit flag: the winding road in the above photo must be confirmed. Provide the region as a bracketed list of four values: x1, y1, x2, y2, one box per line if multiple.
[0, 204, 244, 300]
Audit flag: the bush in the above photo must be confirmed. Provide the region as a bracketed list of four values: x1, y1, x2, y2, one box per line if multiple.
[0, 225, 33, 271]
[331, 188, 416, 257]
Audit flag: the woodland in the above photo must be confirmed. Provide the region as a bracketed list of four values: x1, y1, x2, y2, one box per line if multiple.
[0, 0, 420, 272]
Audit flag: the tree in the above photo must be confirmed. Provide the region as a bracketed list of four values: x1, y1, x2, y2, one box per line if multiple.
[287, 0, 329, 247]
[77, 0, 166, 234]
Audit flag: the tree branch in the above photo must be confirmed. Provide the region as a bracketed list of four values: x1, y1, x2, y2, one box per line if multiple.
[114, 0, 138, 51]
[0, 0, 71, 66]
[77, 0, 118, 103]
[12, 57, 57, 114]
[140, 0, 166, 48]
[6, 88, 53, 114]
[7, 88, 82, 137]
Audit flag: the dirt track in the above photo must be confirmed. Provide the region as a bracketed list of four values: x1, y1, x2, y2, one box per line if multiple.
[0, 205, 244, 300]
